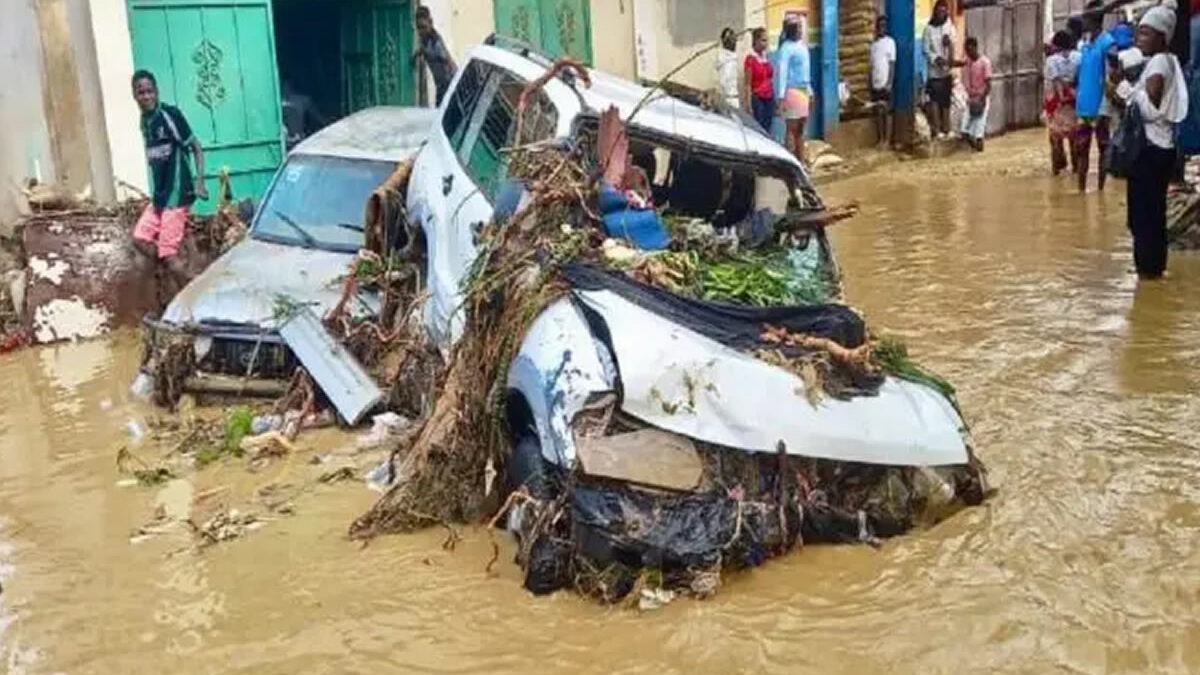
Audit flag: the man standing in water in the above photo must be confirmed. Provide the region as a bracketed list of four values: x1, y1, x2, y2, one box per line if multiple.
[869, 16, 897, 147]
[922, 0, 956, 140]
[131, 70, 207, 285]
[959, 37, 993, 151]
[1074, 4, 1117, 192]
[414, 5, 457, 106]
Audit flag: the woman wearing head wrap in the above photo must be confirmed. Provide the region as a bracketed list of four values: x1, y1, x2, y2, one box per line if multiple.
[1125, 0, 1188, 280]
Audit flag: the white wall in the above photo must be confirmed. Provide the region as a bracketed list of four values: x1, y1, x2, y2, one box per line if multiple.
[634, 0, 766, 90]
[67, 0, 115, 203]
[0, 0, 56, 233]
[88, 0, 145, 198]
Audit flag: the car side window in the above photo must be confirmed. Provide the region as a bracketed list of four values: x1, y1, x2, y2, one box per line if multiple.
[460, 72, 558, 201]
[441, 60, 489, 148]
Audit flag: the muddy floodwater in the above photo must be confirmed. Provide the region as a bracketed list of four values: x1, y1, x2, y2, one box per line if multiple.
[3, 130, 1200, 674]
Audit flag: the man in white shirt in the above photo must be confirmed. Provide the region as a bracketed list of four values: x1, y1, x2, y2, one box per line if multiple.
[870, 16, 897, 146]
[715, 27, 740, 110]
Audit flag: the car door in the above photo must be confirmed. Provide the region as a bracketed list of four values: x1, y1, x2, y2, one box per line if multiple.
[414, 57, 558, 346]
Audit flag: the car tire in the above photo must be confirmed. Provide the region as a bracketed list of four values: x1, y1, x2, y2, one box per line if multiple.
[507, 430, 553, 501]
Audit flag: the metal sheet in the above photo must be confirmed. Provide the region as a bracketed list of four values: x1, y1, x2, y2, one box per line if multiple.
[279, 307, 383, 425]
[576, 289, 970, 467]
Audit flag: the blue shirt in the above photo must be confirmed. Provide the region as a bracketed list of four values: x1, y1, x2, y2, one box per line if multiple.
[773, 40, 811, 100]
[1076, 31, 1116, 118]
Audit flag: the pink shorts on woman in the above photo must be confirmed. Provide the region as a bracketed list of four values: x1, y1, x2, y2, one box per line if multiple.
[780, 87, 811, 120]
[133, 204, 189, 259]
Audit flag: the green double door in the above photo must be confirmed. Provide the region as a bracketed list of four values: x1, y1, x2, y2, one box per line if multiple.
[128, 0, 284, 214]
[341, 0, 416, 112]
[127, 0, 415, 213]
[494, 0, 593, 64]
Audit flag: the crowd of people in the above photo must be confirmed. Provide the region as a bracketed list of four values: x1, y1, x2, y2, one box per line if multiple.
[717, 5, 996, 162]
[1042, 0, 1188, 280]
[716, 16, 814, 163]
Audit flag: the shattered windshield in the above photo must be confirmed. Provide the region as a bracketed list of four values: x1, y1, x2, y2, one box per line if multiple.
[252, 154, 397, 252]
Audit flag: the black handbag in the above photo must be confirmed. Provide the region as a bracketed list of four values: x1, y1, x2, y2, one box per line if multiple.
[1106, 103, 1147, 178]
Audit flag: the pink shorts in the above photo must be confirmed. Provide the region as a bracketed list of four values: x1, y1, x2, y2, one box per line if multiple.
[133, 204, 189, 259]
[781, 88, 811, 120]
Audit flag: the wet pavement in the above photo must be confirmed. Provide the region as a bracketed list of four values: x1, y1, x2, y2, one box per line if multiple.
[2, 129, 1199, 674]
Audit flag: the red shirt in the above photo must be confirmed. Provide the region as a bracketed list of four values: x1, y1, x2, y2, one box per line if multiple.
[963, 55, 993, 98]
[744, 52, 774, 100]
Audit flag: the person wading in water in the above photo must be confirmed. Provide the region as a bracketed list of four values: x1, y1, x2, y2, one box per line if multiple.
[1124, 0, 1188, 280]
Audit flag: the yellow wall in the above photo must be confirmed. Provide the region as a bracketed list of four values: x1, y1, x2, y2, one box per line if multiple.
[635, 0, 767, 90]
[590, 0, 637, 80]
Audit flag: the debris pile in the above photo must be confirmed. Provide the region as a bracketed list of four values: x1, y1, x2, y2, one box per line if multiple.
[2, 174, 247, 350]
[329, 78, 986, 603]
[1169, 157, 1200, 249]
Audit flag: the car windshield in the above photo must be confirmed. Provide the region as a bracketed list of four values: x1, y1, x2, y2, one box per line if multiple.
[252, 154, 397, 252]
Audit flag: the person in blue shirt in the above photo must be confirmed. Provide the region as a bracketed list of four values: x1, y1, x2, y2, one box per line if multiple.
[1074, 5, 1118, 192]
[773, 17, 812, 163]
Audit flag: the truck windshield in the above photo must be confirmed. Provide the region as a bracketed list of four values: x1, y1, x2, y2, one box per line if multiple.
[252, 154, 396, 252]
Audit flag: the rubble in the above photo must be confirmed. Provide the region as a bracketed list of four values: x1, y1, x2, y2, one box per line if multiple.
[0, 171, 248, 351]
[1169, 156, 1200, 249]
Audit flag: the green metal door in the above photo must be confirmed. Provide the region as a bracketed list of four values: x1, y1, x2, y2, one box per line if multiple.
[494, 0, 592, 64]
[341, 0, 416, 114]
[538, 0, 592, 63]
[494, 0, 543, 48]
[127, 0, 284, 214]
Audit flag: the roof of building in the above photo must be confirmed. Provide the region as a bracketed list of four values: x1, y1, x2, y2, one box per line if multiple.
[293, 106, 437, 163]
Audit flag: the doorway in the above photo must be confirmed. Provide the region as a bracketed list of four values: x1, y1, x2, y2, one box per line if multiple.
[126, 0, 416, 210]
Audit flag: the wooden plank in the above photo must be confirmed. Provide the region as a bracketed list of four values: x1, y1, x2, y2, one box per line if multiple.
[577, 429, 703, 492]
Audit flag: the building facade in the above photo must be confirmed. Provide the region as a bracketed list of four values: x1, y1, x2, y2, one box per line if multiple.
[1, 0, 1049, 227]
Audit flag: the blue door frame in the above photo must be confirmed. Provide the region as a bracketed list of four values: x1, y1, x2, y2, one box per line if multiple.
[818, 0, 839, 137]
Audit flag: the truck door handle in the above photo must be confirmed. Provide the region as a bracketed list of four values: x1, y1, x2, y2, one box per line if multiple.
[442, 174, 454, 196]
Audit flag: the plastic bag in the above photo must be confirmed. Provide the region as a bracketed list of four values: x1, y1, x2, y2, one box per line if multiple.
[1106, 103, 1147, 178]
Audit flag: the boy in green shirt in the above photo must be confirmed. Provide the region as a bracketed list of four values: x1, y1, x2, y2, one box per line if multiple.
[131, 69, 207, 270]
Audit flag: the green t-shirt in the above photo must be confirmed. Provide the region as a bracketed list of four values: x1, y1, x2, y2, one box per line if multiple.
[141, 104, 196, 209]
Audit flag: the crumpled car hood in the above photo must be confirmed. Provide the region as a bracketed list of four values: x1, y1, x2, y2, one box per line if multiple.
[574, 289, 969, 467]
[162, 237, 376, 330]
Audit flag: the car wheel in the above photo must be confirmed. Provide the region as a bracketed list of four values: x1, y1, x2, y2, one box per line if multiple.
[507, 430, 553, 502]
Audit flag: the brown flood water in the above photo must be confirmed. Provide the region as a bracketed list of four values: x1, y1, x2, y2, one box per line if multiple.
[3, 129, 1200, 674]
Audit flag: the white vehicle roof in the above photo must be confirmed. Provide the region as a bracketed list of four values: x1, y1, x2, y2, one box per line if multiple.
[293, 106, 437, 163]
[467, 43, 805, 175]
[577, 69, 802, 170]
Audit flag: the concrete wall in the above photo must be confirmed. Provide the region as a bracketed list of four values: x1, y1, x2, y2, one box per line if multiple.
[0, 0, 56, 233]
[590, 0, 636, 80]
[634, 0, 767, 89]
[88, 0, 146, 197]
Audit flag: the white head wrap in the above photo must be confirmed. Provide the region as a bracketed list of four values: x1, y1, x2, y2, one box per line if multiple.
[1139, 0, 1178, 41]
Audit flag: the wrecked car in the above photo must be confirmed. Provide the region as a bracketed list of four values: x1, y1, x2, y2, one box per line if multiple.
[142, 38, 985, 601]
[139, 106, 435, 410]
[344, 40, 987, 600]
